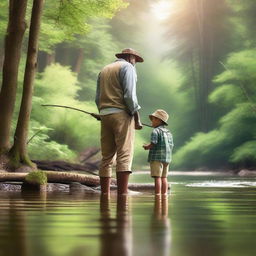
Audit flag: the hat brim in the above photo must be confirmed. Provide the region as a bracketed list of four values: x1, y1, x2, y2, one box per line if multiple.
[115, 53, 144, 63]
[149, 114, 168, 126]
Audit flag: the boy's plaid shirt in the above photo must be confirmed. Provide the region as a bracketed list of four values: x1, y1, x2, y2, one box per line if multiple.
[148, 126, 174, 163]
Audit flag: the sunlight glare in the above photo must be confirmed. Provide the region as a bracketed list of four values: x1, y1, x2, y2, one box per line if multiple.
[151, 0, 174, 20]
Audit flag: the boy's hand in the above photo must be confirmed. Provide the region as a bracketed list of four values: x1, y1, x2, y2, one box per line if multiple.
[143, 143, 153, 150]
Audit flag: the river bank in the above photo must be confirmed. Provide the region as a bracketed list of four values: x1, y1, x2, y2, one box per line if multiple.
[0, 169, 255, 193]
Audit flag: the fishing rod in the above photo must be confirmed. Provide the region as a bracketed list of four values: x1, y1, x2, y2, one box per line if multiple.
[41, 104, 152, 128]
[42, 104, 101, 120]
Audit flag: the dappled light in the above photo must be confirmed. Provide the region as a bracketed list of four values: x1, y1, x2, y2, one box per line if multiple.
[0, 1, 256, 255]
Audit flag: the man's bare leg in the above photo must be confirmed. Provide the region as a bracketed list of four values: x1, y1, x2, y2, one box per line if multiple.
[100, 177, 111, 195]
[116, 172, 130, 195]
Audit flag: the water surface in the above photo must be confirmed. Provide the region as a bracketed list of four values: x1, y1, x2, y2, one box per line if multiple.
[0, 172, 256, 256]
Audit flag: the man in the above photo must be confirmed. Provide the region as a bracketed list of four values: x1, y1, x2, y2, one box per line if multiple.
[95, 48, 144, 196]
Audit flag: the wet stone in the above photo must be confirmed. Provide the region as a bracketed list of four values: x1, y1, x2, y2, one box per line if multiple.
[0, 183, 21, 191]
[70, 182, 100, 194]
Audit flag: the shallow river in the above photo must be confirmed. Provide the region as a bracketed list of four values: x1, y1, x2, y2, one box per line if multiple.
[0, 172, 256, 256]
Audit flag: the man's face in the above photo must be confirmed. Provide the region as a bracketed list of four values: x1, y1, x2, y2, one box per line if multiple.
[128, 55, 137, 66]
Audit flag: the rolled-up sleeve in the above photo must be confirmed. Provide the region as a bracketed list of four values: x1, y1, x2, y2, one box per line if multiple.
[151, 129, 159, 144]
[119, 63, 141, 115]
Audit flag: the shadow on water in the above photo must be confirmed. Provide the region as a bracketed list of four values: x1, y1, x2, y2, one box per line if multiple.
[0, 172, 256, 256]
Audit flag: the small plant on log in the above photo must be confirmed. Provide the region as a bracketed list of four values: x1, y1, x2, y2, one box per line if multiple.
[25, 170, 47, 185]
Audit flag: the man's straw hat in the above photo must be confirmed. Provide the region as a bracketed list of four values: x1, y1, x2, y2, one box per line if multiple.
[149, 109, 169, 126]
[115, 48, 144, 62]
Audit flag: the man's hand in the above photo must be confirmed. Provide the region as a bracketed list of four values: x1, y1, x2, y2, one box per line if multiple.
[134, 111, 143, 130]
[135, 121, 143, 130]
[90, 113, 101, 121]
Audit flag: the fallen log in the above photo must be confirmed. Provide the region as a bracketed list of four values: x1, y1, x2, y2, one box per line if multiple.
[79, 147, 100, 163]
[0, 171, 105, 187]
[45, 171, 104, 186]
[32, 160, 99, 174]
[0, 172, 162, 191]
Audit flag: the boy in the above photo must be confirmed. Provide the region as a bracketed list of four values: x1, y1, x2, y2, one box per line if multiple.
[143, 109, 174, 195]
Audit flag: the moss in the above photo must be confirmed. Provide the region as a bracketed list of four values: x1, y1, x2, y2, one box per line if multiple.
[8, 147, 36, 170]
[25, 171, 47, 185]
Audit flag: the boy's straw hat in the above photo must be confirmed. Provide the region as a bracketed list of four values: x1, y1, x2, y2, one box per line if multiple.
[149, 109, 169, 125]
[115, 48, 144, 62]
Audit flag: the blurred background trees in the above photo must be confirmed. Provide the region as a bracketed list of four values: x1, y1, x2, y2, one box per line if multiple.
[0, 0, 255, 170]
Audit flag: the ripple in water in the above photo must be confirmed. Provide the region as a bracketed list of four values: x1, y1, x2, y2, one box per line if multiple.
[185, 180, 256, 188]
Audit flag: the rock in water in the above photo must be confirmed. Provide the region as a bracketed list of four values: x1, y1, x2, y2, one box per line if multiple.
[238, 169, 256, 176]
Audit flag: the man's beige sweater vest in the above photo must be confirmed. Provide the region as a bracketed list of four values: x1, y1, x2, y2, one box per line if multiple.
[99, 61, 128, 111]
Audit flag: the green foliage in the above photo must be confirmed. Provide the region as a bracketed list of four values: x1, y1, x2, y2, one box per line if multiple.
[219, 103, 256, 143]
[39, 0, 127, 51]
[230, 141, 256, 165]
[39, 22, 67, 53]
[31, 64, 100, 159]
[35, 64, 79, 104]
[227, 0, 256, 47]
[174, 48, 256, 169]
[48, 105, 100, 152]
[0, 1, 8, 39]
[75, 19, 120, 101]
[133, 132, 149, 169]
[173, 130, 227, 169]
[215, 50, 256, 85]
[209, 84, 243, 108]
[25, 171, 47, 185]
[27, 121, 76, 161]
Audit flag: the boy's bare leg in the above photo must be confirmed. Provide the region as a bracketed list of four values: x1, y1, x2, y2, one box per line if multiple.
[100, 177, 111, 195]
[161, 177, 168, 195]
[161, 194, 168, 216]
[154, 177, 161, 195]
[154, 194, 162, 219]
[116, 172, 130, 195]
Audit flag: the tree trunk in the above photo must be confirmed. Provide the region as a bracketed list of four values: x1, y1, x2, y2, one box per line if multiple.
[56, 43, 69, 66]
[9, 0, 44, 168]
[73, 48, 84, 74]
[0, 0, 27, 154]
[46, 52, 55, 66]
[0, 46, 4, 71]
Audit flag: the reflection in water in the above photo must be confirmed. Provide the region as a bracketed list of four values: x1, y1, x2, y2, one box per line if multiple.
[0, 195, 27, 256]
[99, 195, 132, 256]
[150, 195, 171, 256]
[0, 192, 47, 256]
[1, 175, 256, 256]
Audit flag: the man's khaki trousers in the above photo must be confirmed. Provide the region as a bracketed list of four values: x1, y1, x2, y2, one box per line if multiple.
[99, 111, 135, 178]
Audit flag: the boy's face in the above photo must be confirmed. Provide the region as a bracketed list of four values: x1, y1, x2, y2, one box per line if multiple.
[150, 116, 163, 128]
